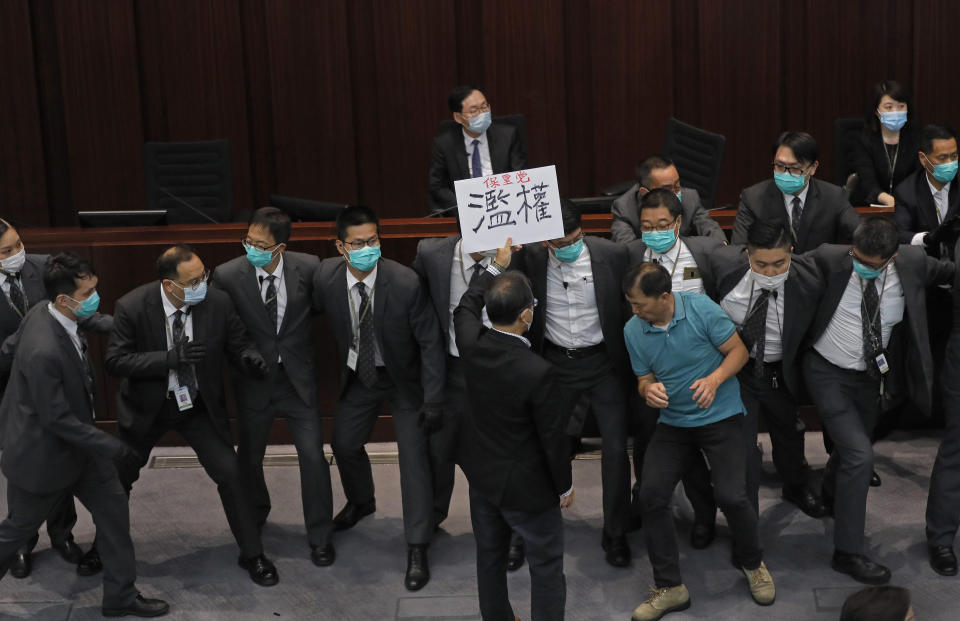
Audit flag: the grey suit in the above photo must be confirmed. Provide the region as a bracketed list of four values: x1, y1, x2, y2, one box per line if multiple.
[213, 251, 333, 548]
[611, 185, 726, 244]
[732, 178, 860, 253]
[313, 257, 445, 544]
[626, 235, 724, 296]
[0, 305, 137, 608]
[803, 244, 952, 554]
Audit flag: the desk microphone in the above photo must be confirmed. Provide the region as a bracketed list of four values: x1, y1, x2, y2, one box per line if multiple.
[159, 187, 220, 224]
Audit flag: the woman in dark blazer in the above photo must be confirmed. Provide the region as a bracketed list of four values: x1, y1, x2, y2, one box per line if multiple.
[850, 80, 920, 206]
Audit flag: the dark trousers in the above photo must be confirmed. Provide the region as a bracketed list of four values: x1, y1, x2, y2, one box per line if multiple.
[15, 493, 78, 555]
[927, 331, 960, 547]
[430, 355, 467, 525]
[332, 368, 433, 545]
[542, 345, 630, 537]
[738, 359, 810, 511]
[802, 351, 879, 555]
[632, 400, 717, 526]
[117, 398, 263, 558]
[640, 415, 762, 587]
[0, 459, 137, 608]
[237, 365, 333, 548]
[469, 487, 565, 621]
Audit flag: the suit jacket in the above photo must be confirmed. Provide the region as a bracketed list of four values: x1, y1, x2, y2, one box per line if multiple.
[806, 244, 953, 416]
[731, 178, 860, 253]
[212, 251, 321, 410]
[0, 305, 122, 494]
[105, 282, 260, 442]
[850, 126, 920, 206]
[706, 244, 825, 399]
[626, 235, 723, 296]
[312, 257, 445, 407]
[893, 167, 960, 254]
[411, 235, 461, 351]
[428, 121, 527, 215]
[610, 185, 726, 244]
[513, 237, 631, 377]
[453, 269, 572, 513]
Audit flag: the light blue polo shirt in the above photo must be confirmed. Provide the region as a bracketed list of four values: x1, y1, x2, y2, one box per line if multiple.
[624, 291, 744, 428]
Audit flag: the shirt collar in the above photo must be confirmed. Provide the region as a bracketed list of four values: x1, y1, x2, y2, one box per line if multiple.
[639, 292, 686, 333]
[255, 252, 284, 283]
[459, 240, 490, 271]
[462, 128, 487, 150]
[785, 180, 810, 204]
[926, 173, 950, 197]
[159, 283, 184, 318]
[346, 263, 378, 290]
[491, 327, 531, 347]
[47, 301, 79, 335]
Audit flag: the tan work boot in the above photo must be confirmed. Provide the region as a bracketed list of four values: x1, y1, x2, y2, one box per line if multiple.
[743, 561, 776, 605]
[630, 585, 691, 620]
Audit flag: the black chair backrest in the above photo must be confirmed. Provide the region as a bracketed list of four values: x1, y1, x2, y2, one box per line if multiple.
[569, 196, 616, 215]
[269, 194, 347, 222]
[437, 113, 528, 164]
[833, 118, 866, 185]
[662, 118, 726, 210]
[144, 139, 233, 224]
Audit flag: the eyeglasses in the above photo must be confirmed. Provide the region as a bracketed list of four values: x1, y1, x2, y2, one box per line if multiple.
[849, 249, 891, 271]
[241, 238, 281, 252]
[547, 232, 584, 249]
[462, 102, 490, 117]
[651, 180, 682, 194]
[639, 218, 678, 233]
[173, 270, 210, 289]
[341, 235, 380, 250]
[772, 161, 811, 177]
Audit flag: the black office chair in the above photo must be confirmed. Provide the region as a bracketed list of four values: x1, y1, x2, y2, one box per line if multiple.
[144, 139, 233, 224]
[269, 194, 348, 222]
[570, 195, 616, 215]
[662, 118, 726, 211]
[834, 118, 866, 200]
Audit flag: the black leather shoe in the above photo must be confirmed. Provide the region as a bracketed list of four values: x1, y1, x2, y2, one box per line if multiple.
[782, 485, 829, 518]
[870, 471, 882, 487]
[831, 550, 891, 585]
[405, 544, 430, 591]
[10, 552, 30, 579]
[77, 547, 102, 576]
[929, 545, 958, 576]
[311, 543, 336, 567]
[238, 554, 279, 587]
[820, 486, 835, 518]
[506, 541, 525, 571]
[601, 531, 631, 567]
[52, 539, 84, 564]
[690, 523, 716, 550]
[102, 594, 170, 617]
[332, 500, 376, 532]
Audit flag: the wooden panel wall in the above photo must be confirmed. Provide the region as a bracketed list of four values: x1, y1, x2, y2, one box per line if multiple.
[0, 0, 955, 225]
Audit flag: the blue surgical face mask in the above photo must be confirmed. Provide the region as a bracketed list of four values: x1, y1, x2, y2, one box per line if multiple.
[675, 190, 683, 202]
[347, 246, 381, 272]
[68, 291, 100, 318]
[244, 243, 277, 268]
[853, 259, 885, 281]
[467, 111, 492, 134]
[879, 110, 907, 131]
[927, 157, 959, 184]
[182, 281, 207, 306]
[774, 170, 807, 195]
[553, 238, 584, 263]
[642, 229, 677, 254]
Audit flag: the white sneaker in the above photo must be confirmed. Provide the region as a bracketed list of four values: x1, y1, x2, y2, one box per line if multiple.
[743, 561, 776, 605]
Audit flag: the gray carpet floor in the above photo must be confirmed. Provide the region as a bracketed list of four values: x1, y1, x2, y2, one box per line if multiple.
[0, 430, 956, 620]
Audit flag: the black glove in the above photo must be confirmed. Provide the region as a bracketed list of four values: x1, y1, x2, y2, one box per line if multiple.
[241, 350, 269, 379]
[418, 405, 444, 435]
[926, 215, 960, 248]
[113, 442, 143, 474]
[167, 338, 206, 368]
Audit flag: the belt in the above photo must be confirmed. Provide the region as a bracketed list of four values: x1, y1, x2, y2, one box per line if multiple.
[544, 340, 605, 360]
[744, 357, 783, 376]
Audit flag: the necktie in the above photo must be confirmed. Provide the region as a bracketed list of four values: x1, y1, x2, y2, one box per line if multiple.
[740, 289, 771, 377]
[861, 279, 881, 379]
[172, 310, 199, 398]
[355, 282, 378, 388]
[791, 196, 803, 243]
[6, 274, 25, 316]
[471, 139, 482, 178]
[261, 275, 278, 330]
[78, 331, 96, 416]
[469, 263, 485, 286]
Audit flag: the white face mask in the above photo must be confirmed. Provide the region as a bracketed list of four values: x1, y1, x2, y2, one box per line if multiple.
[751, 268, 789, 290]
[1, 247, 26, 274]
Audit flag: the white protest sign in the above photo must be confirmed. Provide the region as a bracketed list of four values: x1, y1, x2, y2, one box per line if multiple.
[455, 165, 564, 253]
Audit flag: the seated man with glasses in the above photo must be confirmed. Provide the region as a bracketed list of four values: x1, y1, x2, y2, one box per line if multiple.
[105, 244, 276, 586]
[732, 131, 860, 253]
[512, 199, 634, 567]
[427, 84, 528, 215]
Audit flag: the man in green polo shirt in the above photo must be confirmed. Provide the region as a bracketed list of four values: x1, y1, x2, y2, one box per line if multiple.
[623, 262, 775, 620]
